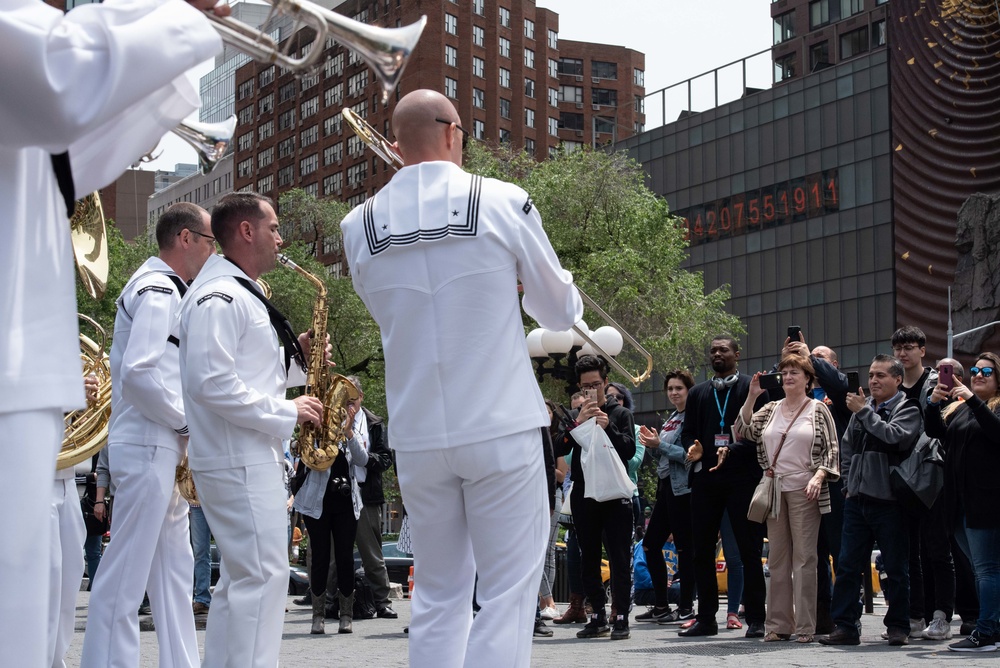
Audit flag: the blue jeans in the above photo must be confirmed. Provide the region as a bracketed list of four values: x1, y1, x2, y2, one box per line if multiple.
[953, 514, 1000, 637]
[831, 496, 910, 633]
[721, 510, 744, 615]
[84, 534, 103, 584]
[190, 505, 212, 606]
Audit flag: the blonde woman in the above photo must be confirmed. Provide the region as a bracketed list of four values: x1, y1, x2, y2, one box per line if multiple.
[734, 354, 839, 643]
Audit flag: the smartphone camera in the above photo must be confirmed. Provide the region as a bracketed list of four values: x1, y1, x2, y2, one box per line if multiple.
[938, 363, 955, 390]
[787, 325, 802, 341]
[759, 373, 783, 391]
[846, 371, 861, 391]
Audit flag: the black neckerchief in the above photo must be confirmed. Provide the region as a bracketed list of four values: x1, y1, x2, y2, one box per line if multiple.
[224, 257, 307, 374]
[51, 152, 75, 218]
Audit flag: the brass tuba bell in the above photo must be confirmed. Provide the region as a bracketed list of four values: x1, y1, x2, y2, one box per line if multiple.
[58, 315, 112, 470]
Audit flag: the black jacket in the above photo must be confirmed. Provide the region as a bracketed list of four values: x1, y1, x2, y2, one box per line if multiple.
[553, 396, 635, 501]
[358, 407, 393, 506]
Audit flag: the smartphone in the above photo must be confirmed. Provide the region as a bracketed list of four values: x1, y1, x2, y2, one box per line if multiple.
[583, 387, 600, 403]
[787, 325, 802, 341]
[938, 363, 955, 390]
[846, 371, 860, 392]
[758, 373, 783, 391]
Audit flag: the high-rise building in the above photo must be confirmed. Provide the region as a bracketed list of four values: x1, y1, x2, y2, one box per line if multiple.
[230, 0, 644, 213]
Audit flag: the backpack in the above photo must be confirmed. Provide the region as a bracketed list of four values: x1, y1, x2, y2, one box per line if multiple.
[352, 569, 378, 620]
[889, 432, 945, 514]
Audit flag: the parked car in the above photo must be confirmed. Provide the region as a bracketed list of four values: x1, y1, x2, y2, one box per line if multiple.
[355, 541, 413, 592]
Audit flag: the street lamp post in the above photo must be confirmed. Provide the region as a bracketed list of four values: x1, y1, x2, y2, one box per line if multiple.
[526, 321, 624, 395]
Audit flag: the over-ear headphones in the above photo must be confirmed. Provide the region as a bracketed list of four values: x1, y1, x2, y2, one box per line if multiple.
[711, 373, 739, 391]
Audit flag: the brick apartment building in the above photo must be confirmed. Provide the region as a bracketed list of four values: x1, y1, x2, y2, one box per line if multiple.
[231, 0, 644, 265]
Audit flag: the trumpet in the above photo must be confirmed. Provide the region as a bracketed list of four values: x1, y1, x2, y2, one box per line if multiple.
[140, 116, 237, 175]
[341, 109, 654, 387]
[207, 1, 426, 103]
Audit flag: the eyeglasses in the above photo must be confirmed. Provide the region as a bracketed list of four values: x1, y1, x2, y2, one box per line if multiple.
[892, 344, 922, 353]
[435, 117, 471, 150]
[580, 381, 604, 390]
[970, 367, 995, 378]
[181, 229, 216, 243]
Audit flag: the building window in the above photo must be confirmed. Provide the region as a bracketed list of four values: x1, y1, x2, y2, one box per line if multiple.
[258, 120, 274, 141]
[548, 87, 558, 107]
[324, 53, 344, 78]
[347, 135, 364, 158]
[445, 44, 458, 67]
[558, 58, 584, 76]
[592, 88, 617, 107]
[445, 13, 457, 35]
[524, 48, 535, 69]
[473, 119, 485, 139]
[473, 56, 485, 78]
[809, 0, 830, 29]
[547, 29, 558, 49]
[238, 105, 254, 125]
[257, 174, 273, 193]
[258, 93, 274, 115]
[301, 96, 319, 119]
[499, 6, 510, 28]
[257, 147, 273, 169]
[238, 132, 253, 152]
[872, 19, 887, 47]
[324, 141, 343, 165]
[277, 166, 294, 187]
[524, 137, 535, 154]
[324, 83, 343, 108]
[548, 58, 558, 79]
[445, 76, 458, 99]
[499, 67, 510, 88]
[300, 71, 319, 91]
[559, 85, 583, 103]
[348, 49, 362, 67]
[594, 117, 614, 134]
[323, 172, 342, 196]
[473, 88, 485, 108]
[304, 182, 318, 198]
[525, 108, 535, 128]
[237, 157, 253, 178]
[548, 117, 558, 136]
[473, 25, 485, 47]
[258, 67, 274, 87]
[347, 161, 367, 187]
[524, 78, 535, 98]
[324, 114, 342, 136]
[300, 154, 318, 176]
[774, 52, 796, 81]
[499, 98, 511, 119]
[559, 112, 584, 131]
[524, 19, 535, 40]
[473, 0, 484, 16]
[634, 95, 644, 114]
[773, 10, 795, 45]
[840, 25, 869, 59]
[238, 79, 254, 100]
[499, 37, 510, 58]
[348, 70, 369, 97]
[809, 41, 830, 72]
[499, 128, 511, 143]
[278, 109, 295, 131]
[300, 125, 318, 147]
[279, 81, 296, 103]
[841, 0, 863, 17]
[351, 99, 367, 118]
[592, 61, 617, 79]
[278, 136, 295, 158]
[322, 234, 340, 255]
[633, 68, 645, 86]
[347, 193, 366, 207]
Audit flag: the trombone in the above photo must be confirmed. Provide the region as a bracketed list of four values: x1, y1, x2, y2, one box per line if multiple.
[206, 0, 426, 103]
[340, 109, 654, 387]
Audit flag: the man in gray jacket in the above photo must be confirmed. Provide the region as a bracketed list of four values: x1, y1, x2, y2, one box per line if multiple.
[820, 354, 921, 647]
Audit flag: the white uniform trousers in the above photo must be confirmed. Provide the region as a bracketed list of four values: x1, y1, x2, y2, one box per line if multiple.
[193, 462, 287, 668]
[49, 475, 86, 668]
[80, 444, 198, 668]
[0, 409, 63, 668]
[397, 429, 548, 668]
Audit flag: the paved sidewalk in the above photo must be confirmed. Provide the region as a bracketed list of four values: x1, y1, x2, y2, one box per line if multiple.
[64, 592, 973, 667]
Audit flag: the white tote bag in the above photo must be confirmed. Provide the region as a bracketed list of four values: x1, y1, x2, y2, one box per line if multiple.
[572, 417, 634, 502]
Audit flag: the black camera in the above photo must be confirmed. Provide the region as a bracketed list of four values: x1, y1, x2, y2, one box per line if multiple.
[331, 476, 351, 497]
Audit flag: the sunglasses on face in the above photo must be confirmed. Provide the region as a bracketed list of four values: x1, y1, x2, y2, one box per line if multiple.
[970, 367, 995, 378]
[434, 117, 470, 150]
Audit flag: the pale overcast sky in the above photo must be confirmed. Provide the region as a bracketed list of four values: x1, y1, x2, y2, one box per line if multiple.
[147, 0, 774, 170]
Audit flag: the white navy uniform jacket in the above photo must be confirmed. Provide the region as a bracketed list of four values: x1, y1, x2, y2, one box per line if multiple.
[341, 161, 582, 452]
[0, 0, 220, 416]
[179, 255, 306, 472]
[108, 257, 189, 453]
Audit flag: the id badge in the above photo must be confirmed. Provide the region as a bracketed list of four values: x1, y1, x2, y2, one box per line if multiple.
[714, 433, 731, 449]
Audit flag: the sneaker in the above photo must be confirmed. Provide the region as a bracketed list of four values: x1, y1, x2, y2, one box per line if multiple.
[886, 627, 910, 645]
[910, 618, 926, 638]
[539, 606, 559, 620]
[635, 606, 672, 623]
[610, 616, 630, 640]
[533, 620, 554, 638]
[960, 621, 976, 636]
[576, 613, 610, 639]
[745, 621, 765, 638]
[949, 630, 1000, 652]
[192, 602, 209, 615]
[923, 610, 953, 640]
[658, 608, 694, 625]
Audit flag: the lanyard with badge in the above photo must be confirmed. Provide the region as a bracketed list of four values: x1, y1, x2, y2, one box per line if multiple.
[713, 387, 732, 454]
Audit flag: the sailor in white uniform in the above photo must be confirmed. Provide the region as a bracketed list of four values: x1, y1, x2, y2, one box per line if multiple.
[179, 192, 323, 668]
[0, 2, 224, 664]
[81, 203, 217, 668]
[340, 89, 583, 668]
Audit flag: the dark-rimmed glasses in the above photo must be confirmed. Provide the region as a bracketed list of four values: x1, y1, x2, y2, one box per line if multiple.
[435, 117, 470, 150]
[180, 229, 216, 243]
[970, 367, 995, 378]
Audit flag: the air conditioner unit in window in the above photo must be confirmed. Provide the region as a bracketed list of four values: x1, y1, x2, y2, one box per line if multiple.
[575, 130, 583, 136]
[592, 104, 600, 110]
[574, 75, 582, 82]
[592, 77, 600, 83]
[575, 102, 583, 109]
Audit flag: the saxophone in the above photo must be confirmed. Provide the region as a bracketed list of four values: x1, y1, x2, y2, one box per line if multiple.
[278, 254, 359, 471]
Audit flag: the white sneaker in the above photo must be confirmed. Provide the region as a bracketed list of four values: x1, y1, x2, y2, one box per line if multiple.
[910, 618, 926, 638]
[923, 611, 953, 640]
[539, 606, 559, 620]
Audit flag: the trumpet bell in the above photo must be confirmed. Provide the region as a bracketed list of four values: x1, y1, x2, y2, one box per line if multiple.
[70, 193, 108, 301]
[173, 116, 237, 174]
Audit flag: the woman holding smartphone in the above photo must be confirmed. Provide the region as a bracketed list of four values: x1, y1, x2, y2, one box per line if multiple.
[734, 354, 839, 643]
[925, 352, 1000, 652]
